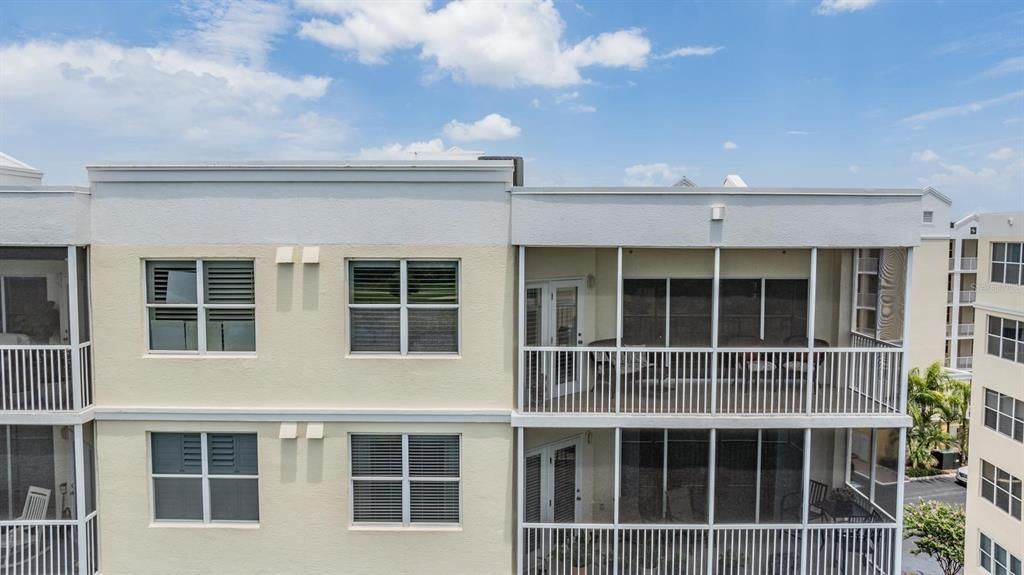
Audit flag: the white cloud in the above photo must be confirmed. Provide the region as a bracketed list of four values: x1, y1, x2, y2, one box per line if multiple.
[980, 56, 1024, 78]
[555, 91, 579, 103]
[816, 0, 878, 15]
[988, 147, 1018, 161]
[530, 98, 541, 109]
[0, 2, 342, 171]
[656, 45, 724, 59]
[623, 163, 694, 186]
[786, 130, 811, 136]
[354, 138, 482, 160]
[296, 0, 651, 87]
[722, 140, 738, 150]
[917, 157, 1023, 200]
[442, 113, 521, 141]
[911, 149, 941, 163]
[901, 90, 1024, 125]
[848, 165, 861, 174]
[569, 104, 597, 113]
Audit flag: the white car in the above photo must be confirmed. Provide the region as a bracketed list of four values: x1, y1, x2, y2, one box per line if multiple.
[956, 466, 968, 486]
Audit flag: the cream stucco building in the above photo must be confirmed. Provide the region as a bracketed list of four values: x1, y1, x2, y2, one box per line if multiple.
[960, 212, 1024, 575]
[0, 154, 948, 574]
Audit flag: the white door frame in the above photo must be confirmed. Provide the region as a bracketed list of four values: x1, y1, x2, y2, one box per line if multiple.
[527, 278, 586, 398]
[526, 436, 583, 523]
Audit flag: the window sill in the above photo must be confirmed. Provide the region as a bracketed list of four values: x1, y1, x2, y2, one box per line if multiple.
[345, 354, 461, 360]
[149, 522, 260, 529]
[348, 524, 462, 532]
[143, 353, 258, 359]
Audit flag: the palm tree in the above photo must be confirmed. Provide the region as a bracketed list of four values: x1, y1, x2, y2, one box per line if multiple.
[905, 362, 962, 468]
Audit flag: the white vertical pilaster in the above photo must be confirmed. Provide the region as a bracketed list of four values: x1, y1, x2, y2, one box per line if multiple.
[950, 238, 961, 367]
[893, 426, 908, 575]
[74, 424, 88, 575]
[806, 248, 817, 415]
[799, 428, 811, 575]
[516, 426, 524, 575]
[706, 428, 717, 575]
[67, 246, 83, 412]
[900, 247, 914, 412]
[711, 248, 720, 415]
[613, 427, 621, 574]
[615, 247, 623, 414]
[517, 246, 526, 413]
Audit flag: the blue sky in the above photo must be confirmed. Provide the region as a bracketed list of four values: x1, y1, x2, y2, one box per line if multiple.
[1, 0, 1021, 215]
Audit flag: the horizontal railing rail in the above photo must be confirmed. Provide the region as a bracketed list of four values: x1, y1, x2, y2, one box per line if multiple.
[957, 324, 974, 337]
[959, 290, 976, 303]
[522, 524, 898, 575]
[959, 257, 978, 271]
[0, 520, 79, 575]
[0, 343, 93, 413]
[522, 342, 903, 416]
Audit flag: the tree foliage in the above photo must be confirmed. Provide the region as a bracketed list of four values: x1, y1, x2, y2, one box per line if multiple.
[904, 501, 965, 575]
[906, 362, 970, 467]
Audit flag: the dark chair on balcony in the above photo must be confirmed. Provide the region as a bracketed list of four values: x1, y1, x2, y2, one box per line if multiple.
[780, 479, 828, 521]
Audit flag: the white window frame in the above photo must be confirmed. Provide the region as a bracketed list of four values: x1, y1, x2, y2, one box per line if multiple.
[980, 531, 1022, 575]
[349, 433, 462, 528]
[991, 242, 1024, 286]
[346, 259, 461, 356]
[987, 315, 1024, 365]
[984, 388, 1024, 443]
[980, 459, 1023, 521]
[143, 259, 256, 355]
[149, 431, 261, 524]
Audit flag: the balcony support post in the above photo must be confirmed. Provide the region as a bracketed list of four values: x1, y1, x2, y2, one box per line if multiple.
[950, 238, 961, 369]
[799, 428, 811, 575]
[613, 427, 621, 574]
[806, 248, 817, 415]
[67, 246, 83, 412]
[517, 246, 525, 413]
[615, 247, 623, 414]
[900, 247, 913, 412]
[710, 248, 720, 416]
[894, 426, 908, 575]
[515, 427, 524, 575]
[74, 423, 88, 575]
[706, 428, 716, 575]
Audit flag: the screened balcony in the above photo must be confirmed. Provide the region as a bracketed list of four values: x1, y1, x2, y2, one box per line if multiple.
[0, 423, 98, 574]
[520, 426, 901, 575]
[517, 247, 909, 418]
[0, 247, 92, 413]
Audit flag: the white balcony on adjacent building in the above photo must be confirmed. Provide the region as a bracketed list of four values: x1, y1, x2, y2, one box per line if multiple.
[0, 247, 93, 415]
[959, 290, 976, 304]
[959, 257, 978, 271]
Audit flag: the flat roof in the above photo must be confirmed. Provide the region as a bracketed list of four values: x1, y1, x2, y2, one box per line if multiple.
[513, 186, 924, 197]
[86, 159, 513, 171]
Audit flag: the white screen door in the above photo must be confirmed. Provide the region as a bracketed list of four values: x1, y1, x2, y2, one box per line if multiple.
[525, 438, 582, 523]
[527, 279, 585, 398]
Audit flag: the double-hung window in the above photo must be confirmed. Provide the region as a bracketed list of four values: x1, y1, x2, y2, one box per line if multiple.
[350, 434, 460, 526]
[992, 242, 1024, 286]
[980, 460, 1022, 520]
[987, 315, 1024, 365]
[151, 432, 260, 523]
[348, 260, 459, 354]
[984, 389, 1024, 443]
[980, 532, 1022, 575]
[146, 260, 255, 353]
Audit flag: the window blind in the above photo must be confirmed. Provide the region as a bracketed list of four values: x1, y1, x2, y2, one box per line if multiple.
[204, 261, 254, 304]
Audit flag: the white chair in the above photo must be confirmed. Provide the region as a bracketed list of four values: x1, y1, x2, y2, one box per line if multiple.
[1, 487, 52, 568]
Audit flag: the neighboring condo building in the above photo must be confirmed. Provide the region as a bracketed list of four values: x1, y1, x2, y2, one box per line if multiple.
[962, 211, 1024, 575]
[946, 213, 985, 373]
[1, 153, 934, 574]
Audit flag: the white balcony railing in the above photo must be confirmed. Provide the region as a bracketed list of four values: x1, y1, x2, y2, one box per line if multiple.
[957, 324, 975, 337]
[957, 357, 973, 370]
[522, 524, 898, 575]
[522, 341, 902, 416]
[960, 257, 978, 271]
[960, 291, 976, 304]
[0, 343, 93, 412]
[0, 520, 80, 574]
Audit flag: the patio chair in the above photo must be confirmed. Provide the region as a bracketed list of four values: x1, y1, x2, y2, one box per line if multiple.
[1, 487, 51, 568]
[781, 479, 828, 521]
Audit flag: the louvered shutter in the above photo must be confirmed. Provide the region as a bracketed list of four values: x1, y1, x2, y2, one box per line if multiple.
[552, 445, 577, 523]
[350, 262, 401, 352]
[408, 435, 460, 524]
[207, 434, 258, 475]
[152, 433, 202, 474]
[204, 261, 254, 304]
[351, 435, 403, 523]
[525, 453, 542, 523]
[350, 262, 400, 303]
[406, 262, 458, 303]
[151, 433, 203, 520]
[147, 261, 197, 304]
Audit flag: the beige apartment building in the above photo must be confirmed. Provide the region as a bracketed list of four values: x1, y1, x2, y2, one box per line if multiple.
[0, 153, 941, 574]
[962, 212, 1024, 575]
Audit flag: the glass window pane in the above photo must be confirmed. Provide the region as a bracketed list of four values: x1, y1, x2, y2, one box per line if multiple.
[983, 461, 995, 480]
[1008, 243, 1022, 263]
[668, 279, 713, 346]
[619, 430, 665, 523]
[352, 480, 403, 523]
[1007, 264, 1021, 286]
[992, 263, 1005, 283]
[763, 280, 808, 346]
[666, 430, 709, 523]
[407, 261, 458, 304]
[986, 389, 999, 409]
[147, 261, 197, 304]
[994, 243, 1006, 262]
[719, 279, 762, 346]
[982, 479, 995, 501]
[408, 435, 459, 477]
[409, 481, 459, 523]
[204, 261, 254, 304]
[351, 435, 403, 477]
[990, 316, 1002, 336]
[350, 308, 400, 352]
[623, 279, 666, 346]
[407, 309, 458, 353]
[209, 478, 259, 521]
[986, 407, 999, 430]
[207, 434, 258, 475]
[206, 308, 255, 352]
[149, 308, 198, 351]
[153, 477, 203, 520]
[151, 433, 202, 474]
[759, 429, 805, 524]
[989, 335, 1001, 357]
[715, 430, 758, 523]
[849, 429, 872, 495]
[874, 428, 900, 518]
[350, 261, 400, 304]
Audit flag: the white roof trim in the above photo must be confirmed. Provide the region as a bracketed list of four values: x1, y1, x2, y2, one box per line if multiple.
[0, 152, 41, 174]
[923, 186, 952, 205]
